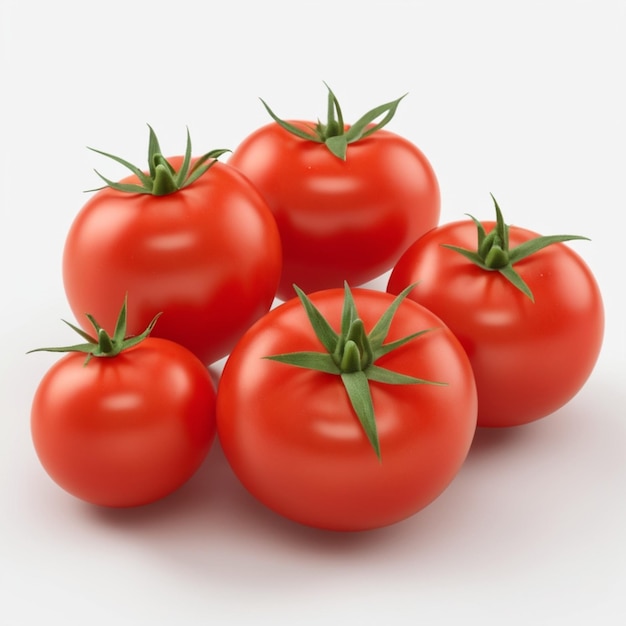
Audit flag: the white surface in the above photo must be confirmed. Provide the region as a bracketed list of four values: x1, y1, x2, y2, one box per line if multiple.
[2, 1, 625, 624]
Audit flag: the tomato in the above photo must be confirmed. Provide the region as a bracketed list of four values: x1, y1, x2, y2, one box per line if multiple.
[30, 301, 217, 507]
[387, 199, 604, 427]
[216, 284, 477, 531]
[63, 127, 282, 365]
[227, 85, 440, 300]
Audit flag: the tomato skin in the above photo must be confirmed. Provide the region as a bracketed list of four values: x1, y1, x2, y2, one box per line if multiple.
[63, 158, 282, 365]
[30, 338, 217, 507]
[216, 288, 476, 531]
[228, 122, 440, 300]
[387, 220, 605, 427]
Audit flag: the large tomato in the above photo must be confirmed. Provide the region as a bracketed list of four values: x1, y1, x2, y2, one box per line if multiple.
[216, 284, 477, 531]
[63, 126, 282, 365]
[30, 300, 216, 507]
[227, 85, 440, 300]
[387, 196, 604, 427]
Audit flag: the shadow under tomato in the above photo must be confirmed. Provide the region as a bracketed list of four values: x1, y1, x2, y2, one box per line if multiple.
[81, 434, 419, 558]
[466, 424, 535, 457]
[80, 416, 559, 544]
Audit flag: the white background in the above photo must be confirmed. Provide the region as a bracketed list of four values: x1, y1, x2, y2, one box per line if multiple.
[1, 1, 625, 624]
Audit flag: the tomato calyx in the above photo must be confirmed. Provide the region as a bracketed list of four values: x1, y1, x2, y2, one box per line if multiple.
[259, 82, 407, 160]
[86, 125, 230, 196]
[441, 194, 590, 302]
[265, 283, 445, 460]
[28, 296, 161, 366]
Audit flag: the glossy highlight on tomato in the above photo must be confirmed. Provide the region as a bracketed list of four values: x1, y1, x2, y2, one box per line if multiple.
[216, 287, 477, 531]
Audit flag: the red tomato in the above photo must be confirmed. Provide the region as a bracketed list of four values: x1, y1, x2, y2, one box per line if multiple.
[31, 337, 216, 507]
[228, 90, 440, 300]
[216, 287, 477, 531]
[63, 143, 282, 366]
[387, 219, 604, 427]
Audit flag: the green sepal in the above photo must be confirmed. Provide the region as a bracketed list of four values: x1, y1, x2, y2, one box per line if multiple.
[86, 125, 230, 196]
[264, 282, 444, 460]
[372, 329, 434, 360]
[365, 364, 445, 386]
[28, 295, 161, 366]
[260, 82, 407, 160]
[341, 371, 380, 460]
[265, 351, 341, 375]
[442, 193, 589, 302]
[293, 284, 339, 353]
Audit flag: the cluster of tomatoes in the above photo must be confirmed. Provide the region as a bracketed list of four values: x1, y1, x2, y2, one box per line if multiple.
[29, 86, 604, 531]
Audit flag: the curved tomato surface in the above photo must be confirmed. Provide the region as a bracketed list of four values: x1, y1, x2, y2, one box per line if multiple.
[228, 122, 440, 300]
[63, 157, 282, 365]
[387, 220, 604, 427]
[216, 288, 476, 531]
[31, 337, 216, 507]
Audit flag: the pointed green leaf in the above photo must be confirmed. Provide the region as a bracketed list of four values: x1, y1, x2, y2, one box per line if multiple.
[368, 283, 417, 349]
[366, 364, 446, 386]
[325, 135, 348, 160]
[441, 244, 489, 269]
[324, 85, 338, 135]
[85, 313, 104, 335]
[344, 94, 407, 143]
[508, 234, 590, 263]
[341, 371, 381, 460]
[112, 294, 129, 344]
[492, 194, 506, 242]
[86, 147, 152, 188]
[175, 127, 193, 187]
[466, 213, 488, 249]
[293, 285, 339, 353]
[323, 82, 344, 134]
[118, 313, 162, 351]
[371, 329, 432, 360]
[259, 98, 322, 142]
[340, 282, 358, 336]
[498, 264, 534, 301]
[264, 352, 340, 375]
[61, 320, 97, 344]
[88, 173, 152, 195]
[184, 149, 230, 187]
[27, 343, 97, 356]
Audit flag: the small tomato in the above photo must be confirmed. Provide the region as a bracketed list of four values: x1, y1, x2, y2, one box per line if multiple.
[29, 298, 216, 507]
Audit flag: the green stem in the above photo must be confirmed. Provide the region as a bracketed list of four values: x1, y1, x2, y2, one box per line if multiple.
[152, 163, 180, 196]
[442, 194, 590, 301]
[264, 283, 445, 460]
